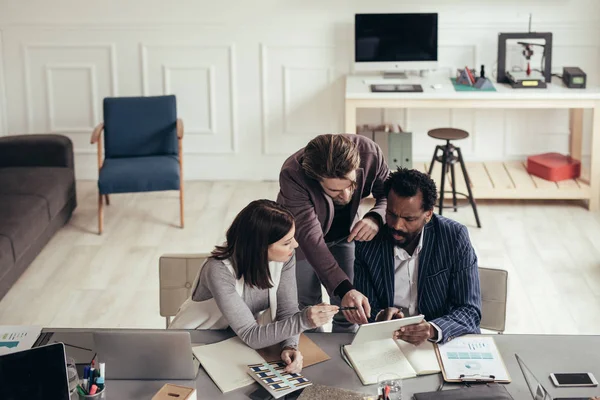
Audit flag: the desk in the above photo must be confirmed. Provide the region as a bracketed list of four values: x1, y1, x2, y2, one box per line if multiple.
[345, 75, 600, 210]
[36, 329, 600, 400]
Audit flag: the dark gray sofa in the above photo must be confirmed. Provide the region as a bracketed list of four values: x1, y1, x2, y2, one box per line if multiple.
[0, 134, 77, 300]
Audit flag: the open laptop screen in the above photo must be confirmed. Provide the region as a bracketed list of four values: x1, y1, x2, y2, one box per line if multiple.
[516, 354, 553, 400]
[0, 343, 70, 400]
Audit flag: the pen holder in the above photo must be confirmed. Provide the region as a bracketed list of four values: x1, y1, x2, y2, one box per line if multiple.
[78, 386, 106, 399]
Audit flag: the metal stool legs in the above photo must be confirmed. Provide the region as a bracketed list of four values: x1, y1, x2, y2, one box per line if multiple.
[427, 141, 482, 228]
[450, 163, 458, 212]
[438, 145, 448, 216]
[428, 145, 441, 176]
[456, 146, 482, 228]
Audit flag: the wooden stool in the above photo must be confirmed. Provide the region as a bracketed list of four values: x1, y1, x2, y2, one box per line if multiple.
[427, 128, 481, 228]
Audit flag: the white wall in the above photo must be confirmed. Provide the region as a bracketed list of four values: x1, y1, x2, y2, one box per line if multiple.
[0, 0, 598, 180]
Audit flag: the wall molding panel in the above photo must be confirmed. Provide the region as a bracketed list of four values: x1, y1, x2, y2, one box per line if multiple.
[260, 43, 339, 155]
[282, 66, 334, 135]
[162, 64, 217, 135]
[0, 3, 597, 179]
[22, 43, 117, 132]
[45, 63, 99, 132]
[141, 43, 237, 153]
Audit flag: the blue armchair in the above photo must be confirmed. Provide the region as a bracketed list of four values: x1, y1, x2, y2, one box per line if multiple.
[90, 95, 184, 234]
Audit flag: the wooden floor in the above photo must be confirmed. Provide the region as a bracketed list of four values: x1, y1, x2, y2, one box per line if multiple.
[0, 181, 599, 335]
[416, 161, 590, 200]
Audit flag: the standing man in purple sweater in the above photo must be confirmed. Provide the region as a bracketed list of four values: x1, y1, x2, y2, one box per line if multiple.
[277, 134, 390, 332]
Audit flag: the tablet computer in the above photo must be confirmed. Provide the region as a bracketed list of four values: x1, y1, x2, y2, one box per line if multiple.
[352, 314, 424, 345]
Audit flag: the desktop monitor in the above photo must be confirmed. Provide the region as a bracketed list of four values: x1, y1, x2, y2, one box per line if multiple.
[354, 13, 438, 74]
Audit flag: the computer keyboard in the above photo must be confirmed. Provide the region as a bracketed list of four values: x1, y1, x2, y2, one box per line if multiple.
[370, 84, 424, 93]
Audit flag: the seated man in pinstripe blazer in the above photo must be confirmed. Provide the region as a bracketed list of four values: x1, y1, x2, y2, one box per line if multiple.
[354, 168, 481, 345]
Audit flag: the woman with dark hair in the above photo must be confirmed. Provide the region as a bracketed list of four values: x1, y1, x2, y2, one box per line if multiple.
[170, 199, 338, 373]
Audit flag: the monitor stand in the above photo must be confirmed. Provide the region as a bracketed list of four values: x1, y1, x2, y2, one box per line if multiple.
[383, 71, 408, 79]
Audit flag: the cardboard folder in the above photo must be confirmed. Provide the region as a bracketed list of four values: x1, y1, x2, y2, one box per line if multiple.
[257, 333, 330, 367]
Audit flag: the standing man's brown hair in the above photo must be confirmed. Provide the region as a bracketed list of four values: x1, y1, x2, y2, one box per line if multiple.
[301, 135, 361, 182]
[278, 134, 390, 332]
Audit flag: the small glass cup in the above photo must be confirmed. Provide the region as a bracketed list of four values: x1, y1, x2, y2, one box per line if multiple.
[66, 357, 79, 395]
[377, 373, 402, 400]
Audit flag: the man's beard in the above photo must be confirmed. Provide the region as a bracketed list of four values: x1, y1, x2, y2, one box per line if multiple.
[387, 226, 419, 248]
[332, 188, 355, 206]
[332, 196, 352, 206]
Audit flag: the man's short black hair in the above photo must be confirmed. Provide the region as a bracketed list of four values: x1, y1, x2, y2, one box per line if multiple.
[384, 168, 438, 211]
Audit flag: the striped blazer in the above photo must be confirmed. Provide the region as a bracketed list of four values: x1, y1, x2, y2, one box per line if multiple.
[354, 214, 481, 343]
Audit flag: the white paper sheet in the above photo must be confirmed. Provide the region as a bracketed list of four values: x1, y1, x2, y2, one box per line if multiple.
[396, 339, 440, 375]
[437, 336, 510, 381]
[0, 325, 42, 355]
[192, 336, 264, 393]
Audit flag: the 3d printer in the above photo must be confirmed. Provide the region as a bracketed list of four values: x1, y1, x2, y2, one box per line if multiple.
[497, 32, 553, 89]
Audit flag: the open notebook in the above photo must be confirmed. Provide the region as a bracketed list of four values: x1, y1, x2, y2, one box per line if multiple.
[342, 316, 440, 385]
[344, 338, 441, 385]
[192, 334, 329, 393]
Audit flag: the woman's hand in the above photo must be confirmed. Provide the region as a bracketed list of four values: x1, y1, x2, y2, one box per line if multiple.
[281, 348, 303, 374]
[305, 303, 339, 328]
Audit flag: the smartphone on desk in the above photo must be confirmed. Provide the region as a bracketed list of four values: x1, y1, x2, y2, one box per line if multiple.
[550, 372, 598, 387]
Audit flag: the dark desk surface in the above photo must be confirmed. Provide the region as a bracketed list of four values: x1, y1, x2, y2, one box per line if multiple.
[37, 329, 600, 400]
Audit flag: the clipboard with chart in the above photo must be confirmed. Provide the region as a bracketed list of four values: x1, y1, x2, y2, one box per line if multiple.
[434, 336, 511, 383]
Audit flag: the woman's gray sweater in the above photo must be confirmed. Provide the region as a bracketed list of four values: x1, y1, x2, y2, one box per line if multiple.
[191, 255, 312, 350]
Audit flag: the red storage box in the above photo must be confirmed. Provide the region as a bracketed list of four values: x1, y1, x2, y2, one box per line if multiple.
[526, 152, 581, 182]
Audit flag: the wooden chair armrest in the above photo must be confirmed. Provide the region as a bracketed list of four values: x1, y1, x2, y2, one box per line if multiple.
[91, 123, 104, 144]
[177, 118, 184, 139]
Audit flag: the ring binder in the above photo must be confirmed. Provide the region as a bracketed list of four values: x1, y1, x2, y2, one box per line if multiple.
[459, 374, 496, 382]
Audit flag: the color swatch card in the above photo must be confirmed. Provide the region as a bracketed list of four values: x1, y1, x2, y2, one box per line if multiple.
[248, 361, 312, 399]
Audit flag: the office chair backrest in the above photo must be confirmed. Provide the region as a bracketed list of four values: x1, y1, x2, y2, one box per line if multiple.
[159, 253, 210, 328]
[479, 267, 508, 333]
[103, 95, 178, 159]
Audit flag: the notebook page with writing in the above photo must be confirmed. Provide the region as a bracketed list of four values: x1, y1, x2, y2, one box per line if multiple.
[192, 336, 264, 393]
[395, 340, 440, 375]
[344, 338, 416, 385]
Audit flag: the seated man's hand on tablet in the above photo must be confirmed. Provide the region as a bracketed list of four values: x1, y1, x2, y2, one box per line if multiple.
[375, 307, 404, 321]
[393, 320, 436, 345]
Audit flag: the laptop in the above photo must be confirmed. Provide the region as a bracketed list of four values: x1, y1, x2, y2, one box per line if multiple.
[93, 331, 200, 380]
[515, 354, 589, 400]
[0, 342, 70, 400]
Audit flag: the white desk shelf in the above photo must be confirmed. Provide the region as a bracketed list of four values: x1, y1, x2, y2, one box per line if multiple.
[345, 75, 600, 209]
[414, 161, 590, 201]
